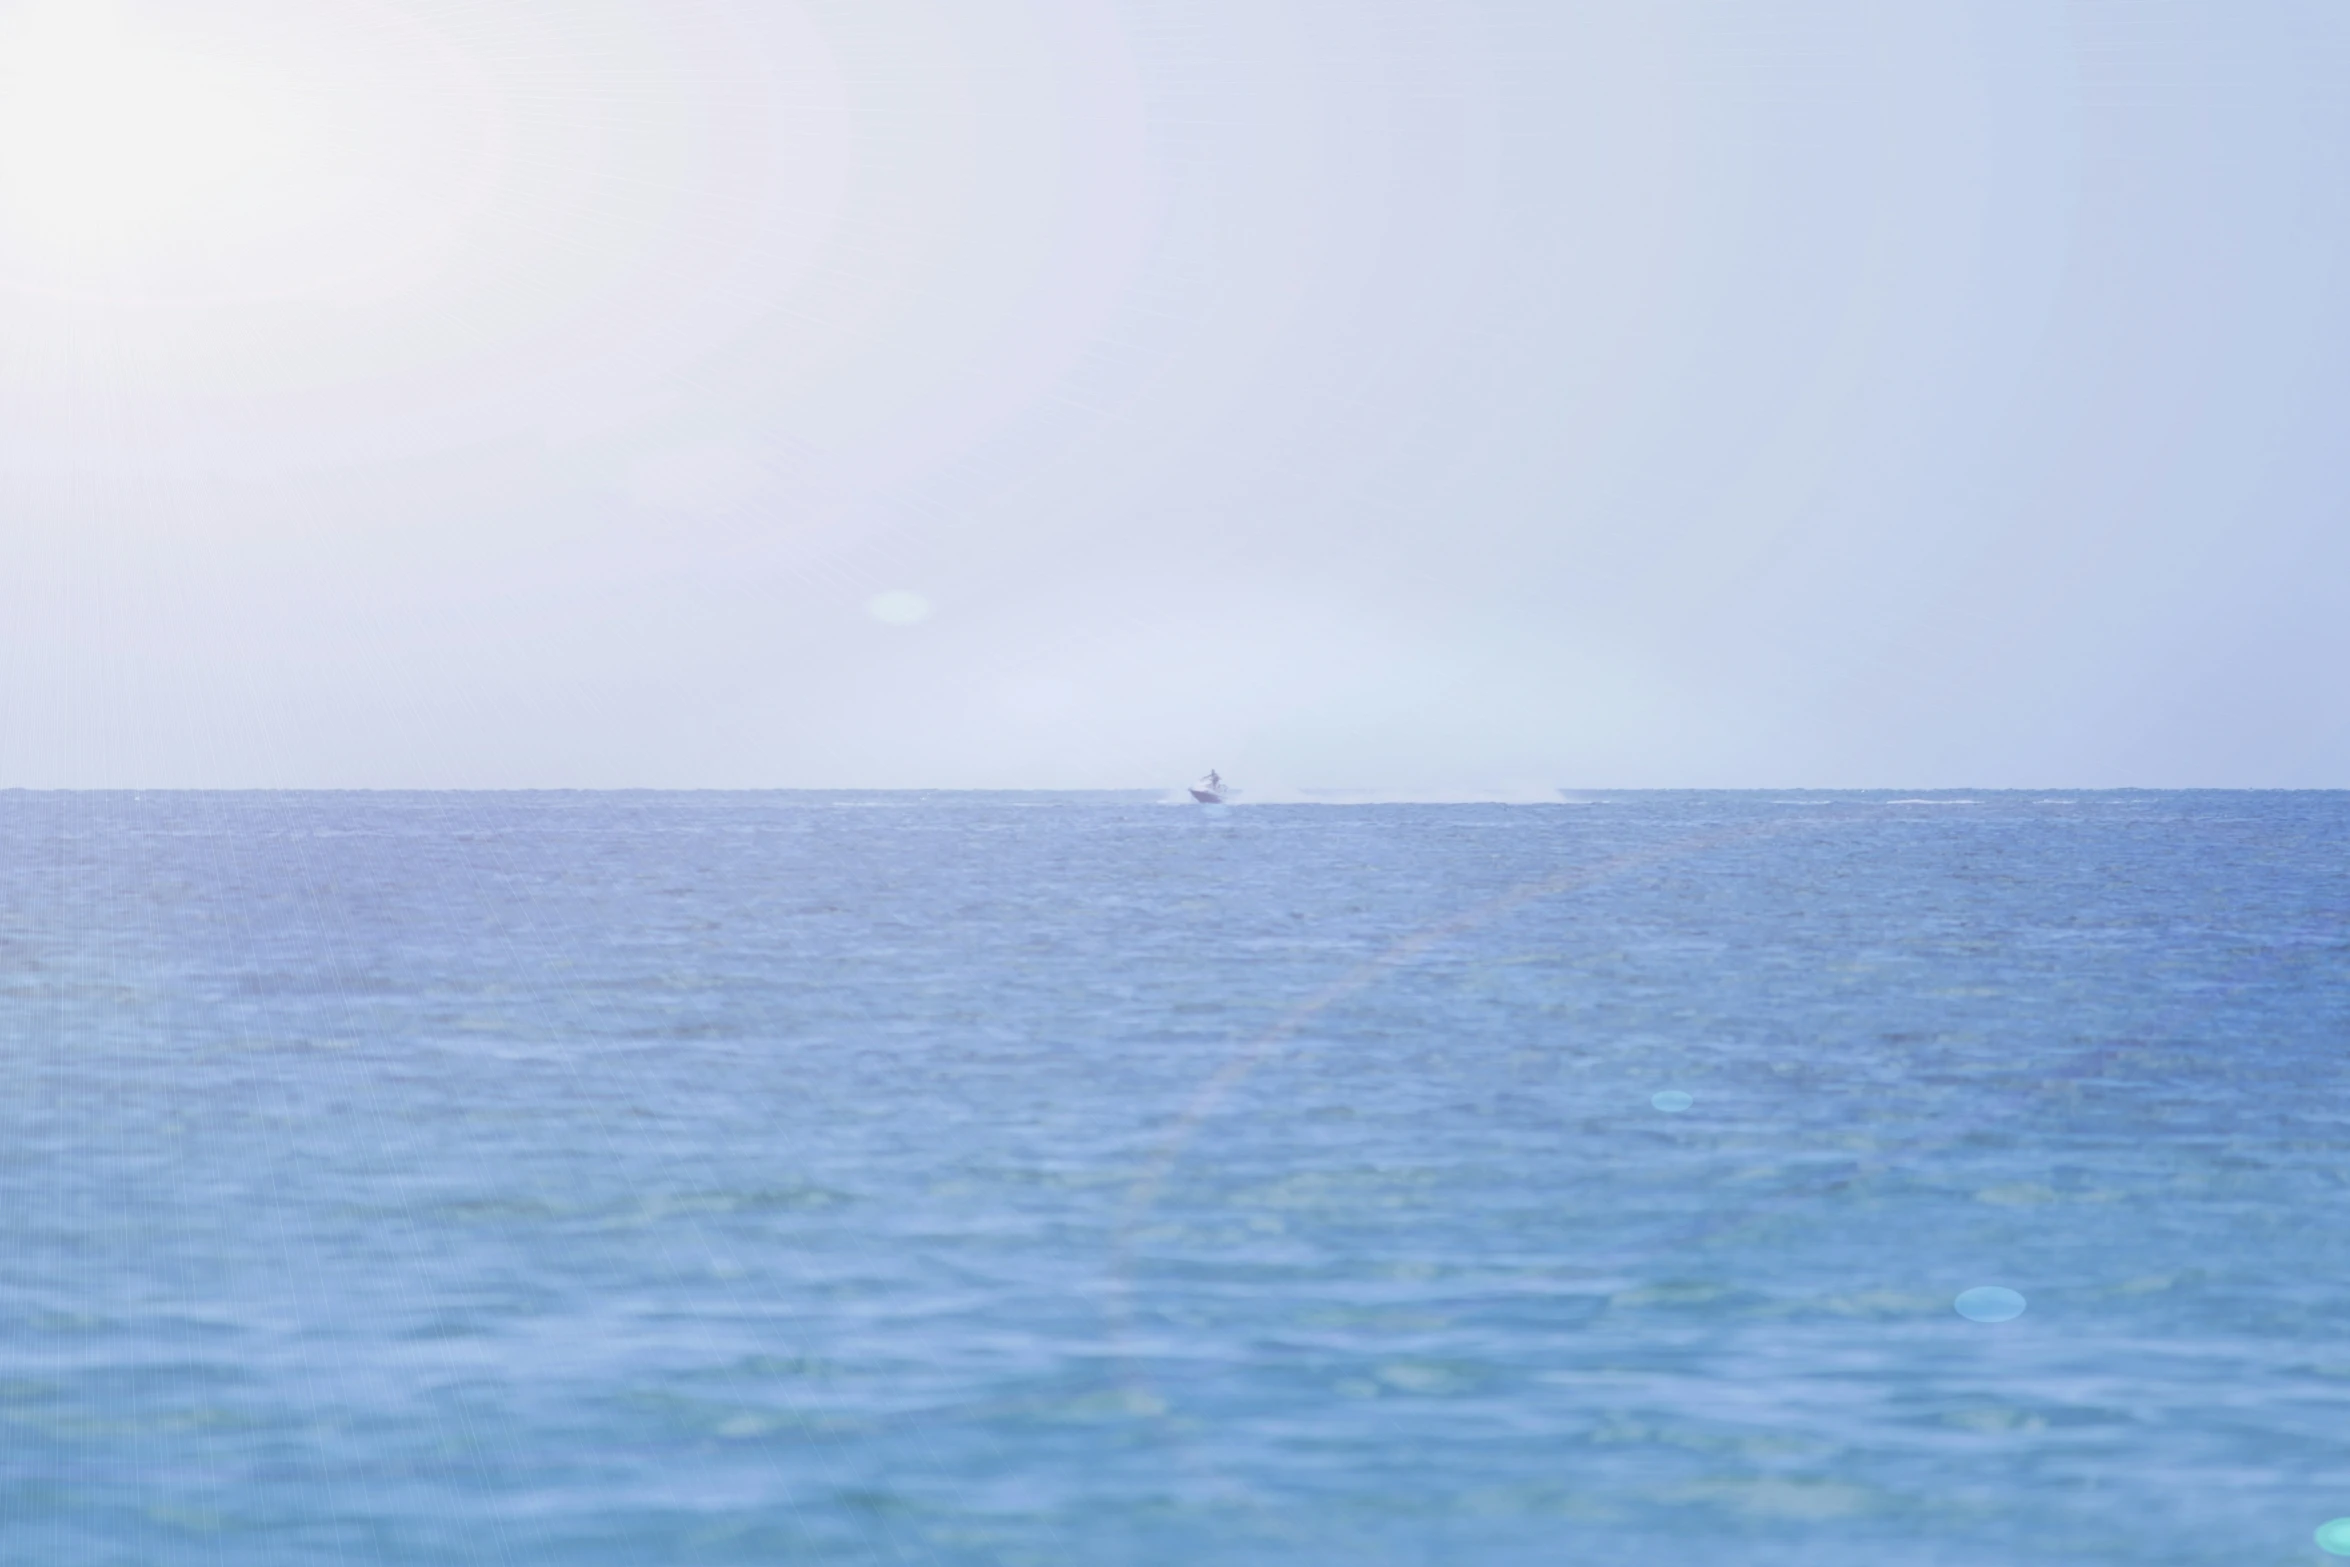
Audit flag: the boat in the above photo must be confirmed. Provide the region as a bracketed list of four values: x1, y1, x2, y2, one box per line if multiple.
[1189, 769, 1234, 804]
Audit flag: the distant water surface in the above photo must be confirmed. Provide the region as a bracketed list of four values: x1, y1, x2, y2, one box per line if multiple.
[2, 790, 2345, 1565]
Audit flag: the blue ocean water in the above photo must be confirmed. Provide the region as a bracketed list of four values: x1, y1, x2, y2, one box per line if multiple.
[3, 790, 2345, 1565]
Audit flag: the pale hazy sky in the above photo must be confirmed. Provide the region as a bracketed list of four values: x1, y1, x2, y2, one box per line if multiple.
[2, 0, 2344, 789]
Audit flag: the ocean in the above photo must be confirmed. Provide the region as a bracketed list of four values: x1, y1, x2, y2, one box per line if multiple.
[2, 790, 2344, 1564]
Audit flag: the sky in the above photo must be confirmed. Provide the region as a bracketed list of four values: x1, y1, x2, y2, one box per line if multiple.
[1, 0, 2345, 791]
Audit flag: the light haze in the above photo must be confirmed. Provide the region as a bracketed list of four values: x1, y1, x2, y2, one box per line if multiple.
[2, 0, 2344, 790]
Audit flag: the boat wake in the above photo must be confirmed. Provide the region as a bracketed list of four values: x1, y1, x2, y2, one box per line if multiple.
[1166, 781, 1573, 806]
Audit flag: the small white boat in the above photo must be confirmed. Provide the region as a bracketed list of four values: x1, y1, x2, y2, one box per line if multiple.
[1188, 769, 1234, 804]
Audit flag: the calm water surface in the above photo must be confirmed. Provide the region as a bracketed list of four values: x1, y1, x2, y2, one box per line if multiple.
[3, 791, 2346, 1564]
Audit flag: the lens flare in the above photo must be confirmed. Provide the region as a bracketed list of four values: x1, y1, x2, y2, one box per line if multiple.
[867, 591, 933, 626]
[1954, 1286, 2027, 1323]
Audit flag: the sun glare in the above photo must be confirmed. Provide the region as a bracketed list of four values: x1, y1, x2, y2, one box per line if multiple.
[0, 1, 322, 293]
[0, 0, 843, 406]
